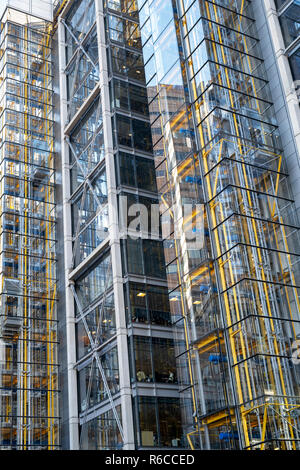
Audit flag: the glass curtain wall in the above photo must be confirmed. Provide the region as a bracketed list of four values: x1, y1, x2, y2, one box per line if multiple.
[138, 0, 300, 450]
[61, 0, 121, 450]
[60, 0, 183, 450]
[105, 0, 184, 448]
[0, 9, 59, 449]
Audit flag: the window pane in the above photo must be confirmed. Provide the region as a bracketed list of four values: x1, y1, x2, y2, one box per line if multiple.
[111, 45, 127, 75]
[137, 397, 158, 447]
[148, 286, 171, 326]
[114, 79, 129, 109]
[154, 22, 179, 82]
[116, 114, 132, 147]
[126, 50, 145, 81]
[76, 292, 116, 359]
[158, 398, 182, 447]
[126, 238, 143, 274]
[279, 1, 300, 48]
[136, 156, 157, 191]
[134, 336, 153, 382]
[152, 338, 177, 383]
[149, 0, 173, 42]
[80, 406, 122, 449]
[118, 152, 136, 186]
[76, 254, 112, 308]
[128, 282, 148, 323]
[132, 119, 153, 152]
[129, 83, 148, 115]
[143, 240, 166, 278]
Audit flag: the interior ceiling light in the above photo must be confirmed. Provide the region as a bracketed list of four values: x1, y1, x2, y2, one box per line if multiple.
[137, 292, 146, 297]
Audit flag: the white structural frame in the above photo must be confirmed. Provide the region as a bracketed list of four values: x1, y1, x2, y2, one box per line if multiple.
[58, 0, 135, 450]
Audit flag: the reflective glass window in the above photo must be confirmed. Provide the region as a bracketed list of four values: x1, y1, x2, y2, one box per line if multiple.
[289, 46, 300, 80]
[129, 84, 148, 115]
[279, 1, 300, 47]
[116, 114, 132, 147]
[152, 338, 177, 383]
[80, 406, 122, 449]
[136, 156, 157, 191]
[132, 119, 153, 151]
[113, 79, 129, 109]
[154, 22, 179, 82]
[149, 0, 173, 42]
[133, 336, 153, 382]
[76, 253, 112, 309]
[117, 151, 135, 186]
[137, 396, 158, 446]
[76, 292, 116, 359]
[143, 239, 166, 278]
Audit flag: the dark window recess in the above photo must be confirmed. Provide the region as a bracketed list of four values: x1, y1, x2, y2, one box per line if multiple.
[135, 396, 182, 447]
[129, 83, 148, 115]
[289, 47, 300, 81]
[118, 152, 135, 186]
[136, 156, 157, 191]
[132, 119, 153, 152]
[143, 239, 166, 278]
[123, 238, 166, 279]
[114, 79, 129, 109]
[116, 114, 132, 147]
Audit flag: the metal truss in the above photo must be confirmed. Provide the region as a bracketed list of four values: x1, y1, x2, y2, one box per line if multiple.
[62, 17, 97, 71]
[66, 134, 107, 268]
[62, 11, 98, 121]
[69, 258, 125, 445]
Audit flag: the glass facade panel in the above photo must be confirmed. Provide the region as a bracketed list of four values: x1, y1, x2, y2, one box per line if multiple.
[76, 292, 116, 359]
[140, 0, 300, 451]
[69, 97, 104, 189]
[149, 0, 173, 42]
[0, 13, 58, 450]
[154, 22, 179, 82]
[80, 406, 122, 449]
[76, 253, 112, 309]
[126, 282, 172, 326]
[290, 46, 300, 80]
[279, 1, 300, 48]
[135, 396, 182, 448]
[66, 26, 99, 119]
[65, 0, 96, 60]
[78, 346, 119, 412]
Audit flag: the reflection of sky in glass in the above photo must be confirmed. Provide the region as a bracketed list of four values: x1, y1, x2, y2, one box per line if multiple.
[154, 22, 179, 82]
[1, 0, 54, 21]
[149, 0, 173, 42]
[159, 60, 183, 87]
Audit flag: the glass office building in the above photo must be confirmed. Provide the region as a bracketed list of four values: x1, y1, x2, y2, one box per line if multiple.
[0, 0, 182, 451]
[57, 0, 184, 450]
[0, 0, 300, 451]
[58, 0, 182, 449]
[137, 0, 300, 450]
[0, 5, 59, 449]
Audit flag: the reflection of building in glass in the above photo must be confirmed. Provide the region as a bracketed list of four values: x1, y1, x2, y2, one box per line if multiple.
[138, 0, 300, 450]
[1, 0, 300, 452]
[0, 0, 183, 451]
[58, 0, 184, 451]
